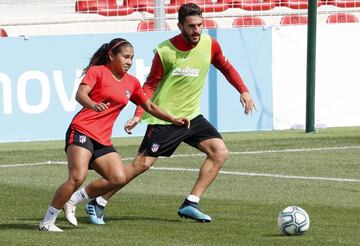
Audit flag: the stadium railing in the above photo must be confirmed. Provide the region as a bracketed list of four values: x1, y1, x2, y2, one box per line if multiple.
[1, 0, 360, 36]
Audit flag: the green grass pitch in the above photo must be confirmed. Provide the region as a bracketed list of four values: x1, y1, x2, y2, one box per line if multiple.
[0, 127, 359, 245]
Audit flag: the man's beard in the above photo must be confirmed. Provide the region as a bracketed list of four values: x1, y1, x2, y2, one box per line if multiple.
[183, 32, 201, 45]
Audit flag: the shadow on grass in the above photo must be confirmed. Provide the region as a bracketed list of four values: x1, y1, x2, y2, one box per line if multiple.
[54, 216, 181, 224]
[103, 215, 181, 223]
[0, 218, 81, 231]
[263, 234, 283, 237]
[0, 223, 36, 231]
[0, 223, 81, 231]
[0, 215, 181, 231]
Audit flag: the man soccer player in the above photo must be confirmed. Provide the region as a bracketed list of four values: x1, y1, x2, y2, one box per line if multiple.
[65, 3, 255, 225]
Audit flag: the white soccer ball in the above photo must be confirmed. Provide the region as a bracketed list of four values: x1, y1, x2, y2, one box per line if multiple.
[277, 206, 310, 236]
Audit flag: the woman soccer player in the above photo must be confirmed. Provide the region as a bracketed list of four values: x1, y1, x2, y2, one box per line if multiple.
[39, 38, 189, 232]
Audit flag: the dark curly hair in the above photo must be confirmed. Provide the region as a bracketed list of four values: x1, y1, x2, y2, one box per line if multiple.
[178, 3, 202, 24]
[83, 38, 133, 75]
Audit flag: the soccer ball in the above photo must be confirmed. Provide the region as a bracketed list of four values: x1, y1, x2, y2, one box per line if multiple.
[277, 206, 310, 236]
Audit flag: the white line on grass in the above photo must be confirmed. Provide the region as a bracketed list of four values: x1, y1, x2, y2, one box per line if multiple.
[150, 167, 360, 183]
[2, 161, 360, 183]
[166, 145, 360, 158]
[1, 145, 360, 167]
[2, 145, 360, 168]
[2, 161, 359, 183]
[1, 145, 360, 183]
[0, 161, 66, 168]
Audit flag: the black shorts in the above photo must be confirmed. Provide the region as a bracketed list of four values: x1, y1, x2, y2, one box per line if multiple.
[65, 127, 117, 163]
[138, 114, 222, 157]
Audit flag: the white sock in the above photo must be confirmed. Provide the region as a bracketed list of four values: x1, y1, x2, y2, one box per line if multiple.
[42, 205, 61, 224]
[96, 196, 108, 207]
[187, 194, 200, 204]
[70, 187, 89, 205]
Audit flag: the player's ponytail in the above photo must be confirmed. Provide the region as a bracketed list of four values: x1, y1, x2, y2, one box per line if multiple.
[82, 42, 109, 75]
[82, 38, 133, 75]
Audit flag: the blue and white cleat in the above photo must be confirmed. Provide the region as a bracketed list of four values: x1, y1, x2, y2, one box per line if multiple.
[85, 199, 105, 225]
[177, 200, 212, 223]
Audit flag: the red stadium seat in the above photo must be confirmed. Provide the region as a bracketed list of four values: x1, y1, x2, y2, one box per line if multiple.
[0, 28, 8, 37]
[280, 15, 308, 25]
[166, 0, 228, 14]
[236, 0, 277, 11]
[75, 0, 117, 13]
[279, 0, 323, 9]
[334, 0, 360, 7]
[233, 16, 265, 27]
[216, 0, 242, 8]
[321, 0, 335, 5]
[137, 20, 171, 32]
[98, 0, 153, 15]
[326, 13, 359, 23]
[202, 18, 218, 29]
[216, 0, 231, 6]
[97, 8, 135, 16]
[124, 0, 154, 13]
[280, 0, 322, 9]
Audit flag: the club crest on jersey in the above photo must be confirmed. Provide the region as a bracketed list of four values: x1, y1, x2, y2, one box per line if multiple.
[125, 89, 131, 99]
[151, 143, 160, 153]
[79, 135, 87, 143]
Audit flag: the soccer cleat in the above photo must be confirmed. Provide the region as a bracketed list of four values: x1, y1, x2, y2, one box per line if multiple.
[39, 221, 63, 232]
[63, 201, 78, 226]
[85, 199, 105, 225]
[177, 200, 212, 223]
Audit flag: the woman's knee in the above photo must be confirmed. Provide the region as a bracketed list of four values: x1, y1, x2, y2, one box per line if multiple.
[67, 174, 87, 188]
[108, 172, 127, 187]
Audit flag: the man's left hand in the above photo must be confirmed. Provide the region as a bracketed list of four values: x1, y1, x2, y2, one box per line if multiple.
[240, 92, 256, 115]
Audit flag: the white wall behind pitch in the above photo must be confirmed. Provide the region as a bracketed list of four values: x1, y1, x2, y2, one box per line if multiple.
[272, 24, 360, 130]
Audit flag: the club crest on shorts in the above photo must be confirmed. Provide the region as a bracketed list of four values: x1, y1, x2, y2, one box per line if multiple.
[79, 135, 87, 143]
[151, 143, 160, 153]
[125, 89, 131, 99]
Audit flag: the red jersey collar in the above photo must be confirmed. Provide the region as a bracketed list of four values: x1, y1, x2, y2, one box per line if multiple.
[170, 34, 197, 52]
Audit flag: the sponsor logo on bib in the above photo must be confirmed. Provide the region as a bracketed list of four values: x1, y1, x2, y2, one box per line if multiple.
[172, 67, 200, 77]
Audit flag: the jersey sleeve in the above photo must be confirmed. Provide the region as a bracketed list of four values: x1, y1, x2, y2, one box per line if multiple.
[81, 66, 99, 89]
[134, 52, 163, 117]
[130, 77, 149, 106]
[211, 38, 249, 94]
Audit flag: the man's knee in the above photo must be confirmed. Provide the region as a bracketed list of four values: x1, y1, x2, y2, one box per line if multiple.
[137, 159, 154, 172]
[134, 155, 157, 173]
[215, 147, 229, 163]
[208, 146, 229, 166]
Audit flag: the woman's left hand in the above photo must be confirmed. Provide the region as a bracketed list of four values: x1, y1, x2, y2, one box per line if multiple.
[172, 117, 190, 129]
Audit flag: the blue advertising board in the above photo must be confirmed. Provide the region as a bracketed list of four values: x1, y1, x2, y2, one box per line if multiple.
[0, 28, 272, 142]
